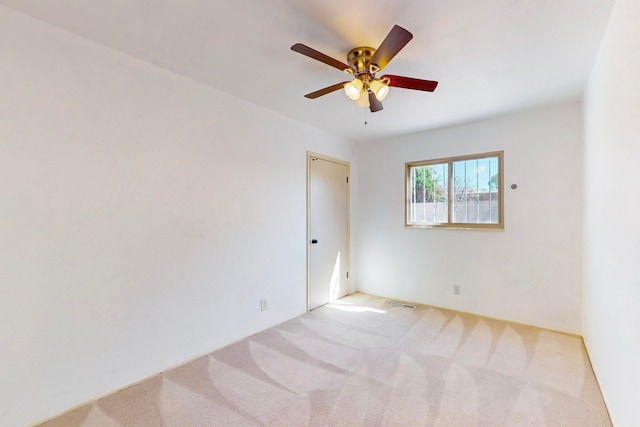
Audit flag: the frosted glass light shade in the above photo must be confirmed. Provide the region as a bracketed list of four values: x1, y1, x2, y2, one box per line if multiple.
[343, 78, 364, 100]
[356, 90, 370, 107]
[370, 79, 389, 101]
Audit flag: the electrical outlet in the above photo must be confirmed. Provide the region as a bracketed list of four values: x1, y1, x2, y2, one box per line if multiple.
[453, 284, 461, 295]
[260, 299, 269, 311]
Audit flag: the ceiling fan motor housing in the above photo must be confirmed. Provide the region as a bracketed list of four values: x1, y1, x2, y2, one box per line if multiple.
[347, 47, 377, 83]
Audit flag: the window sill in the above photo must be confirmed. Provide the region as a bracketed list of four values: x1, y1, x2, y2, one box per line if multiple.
[405, 223, 504, 230]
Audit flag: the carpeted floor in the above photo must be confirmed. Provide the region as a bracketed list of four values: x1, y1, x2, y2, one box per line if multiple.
[37, 292, 611, 426]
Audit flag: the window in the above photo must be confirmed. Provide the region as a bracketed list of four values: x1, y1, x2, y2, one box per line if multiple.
[406, 151, 503, 229]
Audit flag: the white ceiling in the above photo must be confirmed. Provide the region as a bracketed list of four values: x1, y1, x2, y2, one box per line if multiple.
[1, 0, 614, 142]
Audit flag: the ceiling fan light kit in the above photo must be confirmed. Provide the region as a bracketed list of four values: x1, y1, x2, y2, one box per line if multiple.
[291, 25, 438, 114]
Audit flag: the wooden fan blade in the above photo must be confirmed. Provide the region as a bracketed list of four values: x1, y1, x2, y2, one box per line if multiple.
[369, 25, 413, 71]
[369, 92, 383, 112]
[304, 82, 349, 99]
[382, 75, 439, 92]
[291, 43, 350, 72]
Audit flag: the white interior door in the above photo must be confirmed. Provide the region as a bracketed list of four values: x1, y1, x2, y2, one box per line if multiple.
[308, 154, 349, 311]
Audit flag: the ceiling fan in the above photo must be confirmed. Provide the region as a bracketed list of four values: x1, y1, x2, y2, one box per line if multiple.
[291, 25, 438, 113]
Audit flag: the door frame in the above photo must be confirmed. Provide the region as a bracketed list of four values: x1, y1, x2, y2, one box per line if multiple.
[306, 151, 351, 311]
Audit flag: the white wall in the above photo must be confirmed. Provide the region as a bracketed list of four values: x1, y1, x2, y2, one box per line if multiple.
[0, 7, 356, 427]
[356, 102, 583, 333]
[583, 0, 640, 425]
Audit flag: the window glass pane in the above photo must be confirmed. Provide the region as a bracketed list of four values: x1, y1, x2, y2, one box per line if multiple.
[452, 156, 499, 224]
[408, 163, 448, 223]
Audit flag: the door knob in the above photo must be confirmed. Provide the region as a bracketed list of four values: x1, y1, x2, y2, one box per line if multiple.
[311, 239, 318, 244]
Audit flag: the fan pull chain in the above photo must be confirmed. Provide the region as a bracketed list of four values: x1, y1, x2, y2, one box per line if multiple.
[364, 108, 368, 125]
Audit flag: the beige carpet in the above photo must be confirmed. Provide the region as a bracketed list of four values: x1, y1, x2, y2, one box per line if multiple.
[37, 293, 611, 426]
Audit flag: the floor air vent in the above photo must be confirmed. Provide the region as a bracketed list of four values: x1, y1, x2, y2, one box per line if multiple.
[389, 301, 416, 309]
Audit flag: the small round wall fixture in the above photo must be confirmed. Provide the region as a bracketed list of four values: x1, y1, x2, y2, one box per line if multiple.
[511, 184, 518, 189]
